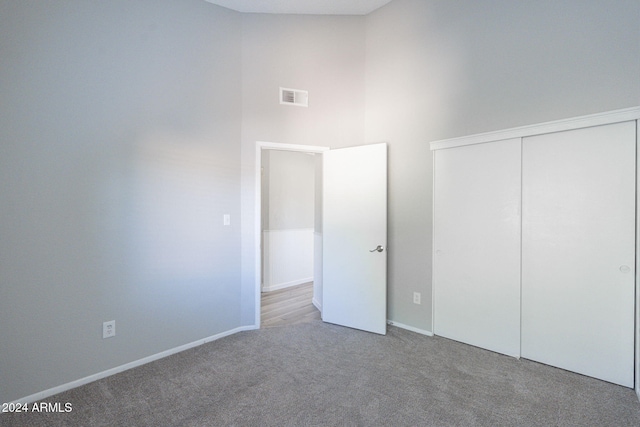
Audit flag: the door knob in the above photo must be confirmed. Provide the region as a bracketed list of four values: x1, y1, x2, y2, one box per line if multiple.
[369, 245, 384, 253]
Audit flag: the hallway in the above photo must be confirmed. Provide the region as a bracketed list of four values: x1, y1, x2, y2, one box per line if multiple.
[260, 282, 320, 328]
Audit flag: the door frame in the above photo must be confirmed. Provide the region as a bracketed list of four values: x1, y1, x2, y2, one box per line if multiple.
[254, 141, 330, 328]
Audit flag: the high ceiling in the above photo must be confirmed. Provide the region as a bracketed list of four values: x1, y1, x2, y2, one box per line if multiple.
[204, 0, 393, 15]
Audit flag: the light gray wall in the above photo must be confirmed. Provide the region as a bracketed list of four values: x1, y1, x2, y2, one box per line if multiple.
[263, 150, 315, 231]
[239, 13, 367, 324]
[365, 0, 640, 331]
[0, 0, 243, 403]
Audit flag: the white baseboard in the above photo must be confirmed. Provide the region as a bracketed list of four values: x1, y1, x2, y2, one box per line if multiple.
[387, 320, 434, 337]
[262, 277, 313, 293]
[312, 297, 322, 312]
[7, 325, 255, 406]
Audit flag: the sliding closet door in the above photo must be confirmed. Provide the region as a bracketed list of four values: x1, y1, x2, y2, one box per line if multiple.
[433, 138, 521, 357]
[521, 122, 636, 387]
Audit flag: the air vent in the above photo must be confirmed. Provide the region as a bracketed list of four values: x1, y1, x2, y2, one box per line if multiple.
[280, 87, 308, 107]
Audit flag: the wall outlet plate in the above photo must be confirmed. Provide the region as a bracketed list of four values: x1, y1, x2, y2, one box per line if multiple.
[103, 320, 115, 339]
[413, 292, 421, 305]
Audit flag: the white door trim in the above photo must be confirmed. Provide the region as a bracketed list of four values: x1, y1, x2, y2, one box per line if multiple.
[636, 120, 640, 399]
[254, 141, 329, 328]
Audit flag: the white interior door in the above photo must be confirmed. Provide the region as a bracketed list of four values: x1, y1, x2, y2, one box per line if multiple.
[521, 122, 636, 387]
[433, 138, 522, 357]
[322, 143, 387, 335]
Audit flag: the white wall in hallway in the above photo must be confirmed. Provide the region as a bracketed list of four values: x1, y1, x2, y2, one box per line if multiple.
[261, 150, 315, 291]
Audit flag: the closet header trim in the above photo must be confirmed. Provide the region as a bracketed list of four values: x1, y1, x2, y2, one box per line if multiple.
[430, 107, 640, 151]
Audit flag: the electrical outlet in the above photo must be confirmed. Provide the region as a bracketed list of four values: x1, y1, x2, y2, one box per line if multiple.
[413, 292, 421, 305]
[223, 214, 230, 226]
[103, 320, 115, 339]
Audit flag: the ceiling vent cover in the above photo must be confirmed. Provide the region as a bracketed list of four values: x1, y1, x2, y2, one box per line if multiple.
[280, 87, 308, 107]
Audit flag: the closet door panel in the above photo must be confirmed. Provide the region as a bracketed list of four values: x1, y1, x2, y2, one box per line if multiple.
[521, 121, 635, 387]
[434, 138, 521, 357]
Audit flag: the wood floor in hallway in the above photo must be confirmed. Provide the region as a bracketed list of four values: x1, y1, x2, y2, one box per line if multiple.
[261, 282, 321, 328]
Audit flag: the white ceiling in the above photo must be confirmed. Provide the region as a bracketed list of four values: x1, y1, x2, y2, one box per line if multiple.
[204, 0, 393, 15]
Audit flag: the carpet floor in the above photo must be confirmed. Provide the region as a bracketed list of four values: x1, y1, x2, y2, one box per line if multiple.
[3, 319, 640, 426]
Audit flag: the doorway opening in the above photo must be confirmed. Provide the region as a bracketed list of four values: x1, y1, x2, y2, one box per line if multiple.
[254, 142, 329, 328]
